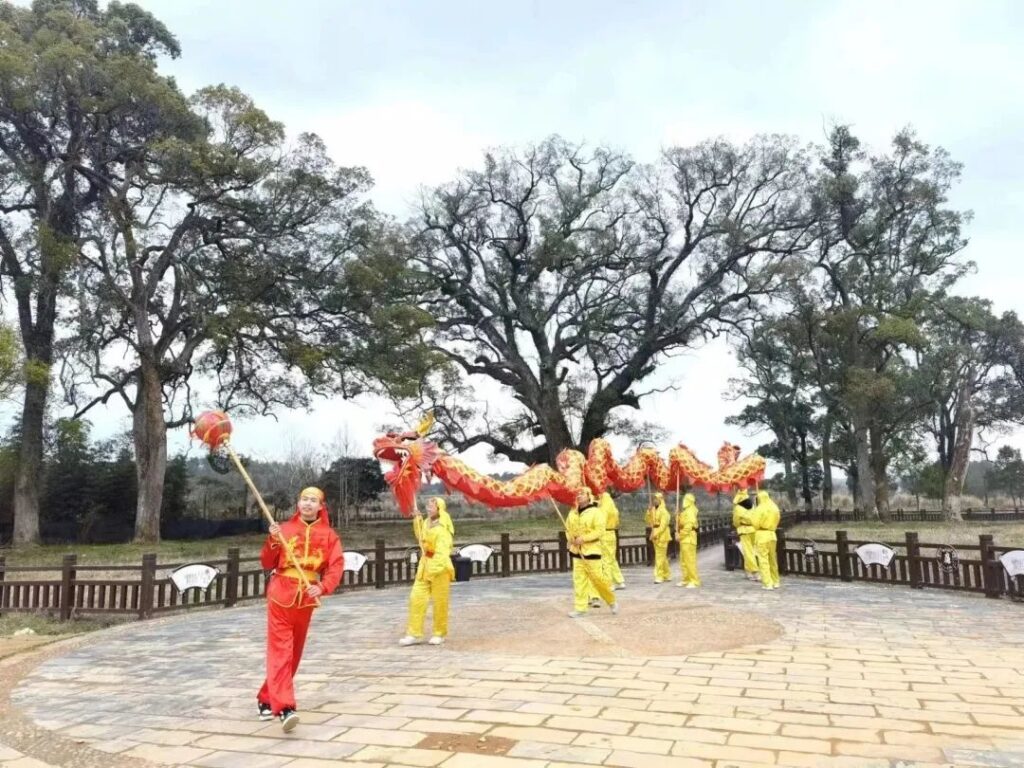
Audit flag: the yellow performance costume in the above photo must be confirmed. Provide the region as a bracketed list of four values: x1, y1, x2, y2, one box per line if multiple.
[599, 492, 625, 589]
[732, 489, 759, 579]
[400, 498, 455, 645]
[753, 490, 781, 589]
[648, 492, 671, 583]
[675, 493, 701, 588]
[566, 492, 617, 617]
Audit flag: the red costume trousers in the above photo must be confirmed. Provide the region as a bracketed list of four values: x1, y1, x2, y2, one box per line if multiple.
[257, 598, 314, 714]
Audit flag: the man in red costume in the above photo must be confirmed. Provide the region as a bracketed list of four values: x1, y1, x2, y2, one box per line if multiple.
[256, 487, 344, 731]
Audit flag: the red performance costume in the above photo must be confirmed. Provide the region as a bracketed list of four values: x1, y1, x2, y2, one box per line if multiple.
[256, 488, 343, 722]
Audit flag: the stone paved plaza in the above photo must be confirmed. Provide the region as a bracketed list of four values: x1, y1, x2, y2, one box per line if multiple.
[5, 549, 1024, 768]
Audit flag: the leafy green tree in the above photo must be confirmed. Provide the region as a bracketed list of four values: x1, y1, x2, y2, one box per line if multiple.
[0, 0, 195, 544]
[806, 126, 970, 519]
[918, 297, 1024, 518]
[992, 446, 1024, 507]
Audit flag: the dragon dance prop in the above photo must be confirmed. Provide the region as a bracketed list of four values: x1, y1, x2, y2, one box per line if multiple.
[190, 410, 320, 605]
[372, 414, 766, 517]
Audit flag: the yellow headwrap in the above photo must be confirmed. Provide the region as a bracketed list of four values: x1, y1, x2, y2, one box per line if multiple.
[299, 486, 325, 502]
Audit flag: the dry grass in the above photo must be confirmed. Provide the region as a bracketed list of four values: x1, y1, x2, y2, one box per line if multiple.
[0, 514, 659, 567]
[0, 613, 125, 637]
[788, 520, 1024, 549]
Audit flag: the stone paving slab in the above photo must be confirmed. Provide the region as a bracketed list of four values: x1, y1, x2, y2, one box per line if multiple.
[6, 547, 1024, 767]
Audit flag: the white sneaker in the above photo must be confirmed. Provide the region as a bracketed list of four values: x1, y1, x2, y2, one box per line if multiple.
[610, 603, 619, 615]
[428, 635, 445, 646]
[568, 611, 586, 618]
[676, 581, 685, 587]
[685, 584, 698, 589]
[761, 585, 774, 590]
[398, 635, 424, 646]
[614, 582, 625, 590]
[654, 579, 665, 584]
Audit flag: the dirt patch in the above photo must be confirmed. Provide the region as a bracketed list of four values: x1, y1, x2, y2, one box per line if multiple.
[0, 635, 58, 659]
[445, 597, 782, 657]
[418, 732, 515, 756]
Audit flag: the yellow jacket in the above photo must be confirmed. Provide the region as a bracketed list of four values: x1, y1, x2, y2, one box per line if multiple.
[676, 493, 698, 545]
[732, 490, 755, 535]
[567, 502, 604, 557]
[416, 519, 455, 580]
[599, 492, 620, 531]
[649, 494, 671, 545]
[752, 490, 780, 544]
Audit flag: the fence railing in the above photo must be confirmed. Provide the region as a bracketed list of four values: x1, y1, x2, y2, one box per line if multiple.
[791, 507, 1024, 523]
[1, 522, 711, 619]
[4, 506, 1021, 620]
[724, 527, 1024, 601]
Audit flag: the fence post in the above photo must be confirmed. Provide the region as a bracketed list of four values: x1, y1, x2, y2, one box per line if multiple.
[501, 533, 511, 577]
[138, 553, 156, 620]
[374, 538, 386, 589]
[979, 534, 1001, 599]
[905, 532, 922, 589]
[0, 555, 5, 617]
[776, 528, 788, 576]
[836, 531, 853, 582]
[59, 554, 78, 621]
[225, 548, 240, 607]
[557, 530, 568, 573]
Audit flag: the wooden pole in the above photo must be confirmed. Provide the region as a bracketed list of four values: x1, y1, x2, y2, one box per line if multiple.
[222, 440, 320, 606]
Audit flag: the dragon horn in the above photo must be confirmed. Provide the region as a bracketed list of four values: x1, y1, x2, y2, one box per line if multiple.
[415, 411, 435, 437]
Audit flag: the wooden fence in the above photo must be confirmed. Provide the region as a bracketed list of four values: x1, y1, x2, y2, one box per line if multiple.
[4, 506, 1022, 621]
[0, 522, 711, 619]
[725, 528, 1024, 601]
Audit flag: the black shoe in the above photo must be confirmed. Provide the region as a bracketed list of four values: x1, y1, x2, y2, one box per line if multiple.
[257, 701, 272, 721]
[279, 708, 299, 732]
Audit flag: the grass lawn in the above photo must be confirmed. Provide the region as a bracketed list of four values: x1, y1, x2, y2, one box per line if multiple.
[788, 520, 1024, 549]
[0, 514, 660, 567]
[0, 613, 127, 636]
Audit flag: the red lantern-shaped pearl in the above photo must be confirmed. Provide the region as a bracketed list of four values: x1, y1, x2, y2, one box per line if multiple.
[191, 410, 233, 448]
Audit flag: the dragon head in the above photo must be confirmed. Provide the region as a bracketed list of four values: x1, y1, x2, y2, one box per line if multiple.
[371, 413, 443, 517]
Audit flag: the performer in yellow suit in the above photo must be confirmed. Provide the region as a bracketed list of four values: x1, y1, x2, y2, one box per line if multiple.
[599, 492, 626, 590]
[566, 489, 618, 617]
[648, 492, 671, 583]
[399, 497, 455, 645]
[675, 492, 701, 588]
[732, 488, 759, 581]
[752, 490, 781, 590]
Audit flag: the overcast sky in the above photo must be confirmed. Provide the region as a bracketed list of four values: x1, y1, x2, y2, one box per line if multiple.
[6, 0, 1023, 473]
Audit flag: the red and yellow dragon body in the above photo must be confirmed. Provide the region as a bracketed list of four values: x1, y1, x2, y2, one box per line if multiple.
[373, 415, 766, 516]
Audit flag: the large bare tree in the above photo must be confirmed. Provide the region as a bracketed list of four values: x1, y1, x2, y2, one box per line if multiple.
[405, 135, 813, 463]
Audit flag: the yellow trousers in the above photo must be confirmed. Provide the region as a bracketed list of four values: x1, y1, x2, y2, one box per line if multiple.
[601, 531, 624, 586]
[679, 542, 700, 586]
[406, 574, 451, 638]
[755, 535, 779, 588]
[573, 557, 615, 612]
[739, 532, 758, 574]
[653, 542, 670, 582]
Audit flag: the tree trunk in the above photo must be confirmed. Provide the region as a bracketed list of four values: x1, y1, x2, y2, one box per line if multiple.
[852, 411, 878, 519]
[869, 423, 891, 522]
[12, 373, 47, 545]
[540, 398, 575, 463]
[798, 431, 813, 512]
[942, 383, 975, 523]
[132, 360, 166, 543]
[820, 416, 833, 508]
